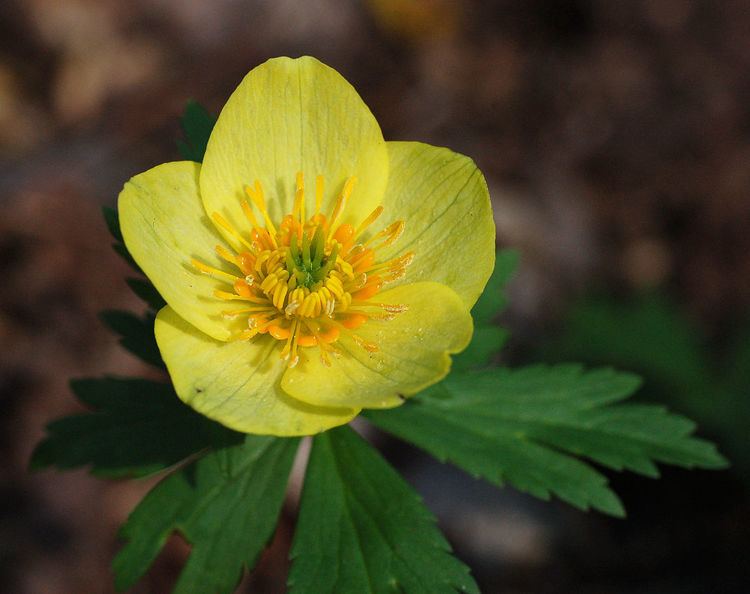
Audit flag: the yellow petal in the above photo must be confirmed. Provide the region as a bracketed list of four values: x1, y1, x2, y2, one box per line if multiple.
[200, 56, 388, 247]
[281, 282, 472, 409]
[155, 306, 358, 436]
[377, 141, 495, 309]
[119, 161, 244, 341]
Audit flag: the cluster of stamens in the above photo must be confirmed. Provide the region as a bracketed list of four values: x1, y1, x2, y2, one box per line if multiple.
[192, 172, 413, 368]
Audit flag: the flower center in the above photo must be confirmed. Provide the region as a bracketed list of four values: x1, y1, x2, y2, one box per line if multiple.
[192, 173, 413, 368]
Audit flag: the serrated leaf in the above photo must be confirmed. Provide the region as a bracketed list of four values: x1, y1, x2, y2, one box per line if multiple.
[126, 278, 167, 311]
[541, 294, 711, 400]
[178, 100, 216, 162]
[543, 294, 750, 474]
[366, 365, 727, 517]
[288, 426, 478, 594]
[114, 435, 299, 594]
[100, 309, 163, 368]
[30, 378, 242, 478]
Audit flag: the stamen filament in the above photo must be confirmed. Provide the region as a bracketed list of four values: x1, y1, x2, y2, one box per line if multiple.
[328, 176, 357, 239]
[191, 258, 239, 281]
[354, 206, 384, 240]
[315, 175, 324, 215]
[211, 212, 255, 251]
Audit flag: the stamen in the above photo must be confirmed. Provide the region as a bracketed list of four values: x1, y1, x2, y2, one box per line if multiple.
[222, 307, 274, 318]
[215, 245, 239, 266]
[211, 212, 255, 251]
[328, 176, 357, 238]
[314, 175, 324, 215]
[213, 289, 265, 302]
[246, 180, 278, 242]
[354, 206, 384, 240]
[294, 171, 305, 224]
[197, 172, 409, 368]
[191, 258, 239, 282]
[233, 328, 259, 341]
[365, 220, 405, 248]
[352, 334, 379, 353]
[241, 199, 260, 228]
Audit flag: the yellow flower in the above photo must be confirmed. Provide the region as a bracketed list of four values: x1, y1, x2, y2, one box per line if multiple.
[118, 56, 495, 436]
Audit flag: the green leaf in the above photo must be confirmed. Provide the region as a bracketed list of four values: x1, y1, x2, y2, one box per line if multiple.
[103, 205, 124, 242]
[541, 294, 711, 402]
[471, 249, 519, 326]
[178, 100, 216, 162]
[453, 326, 509, 373]
[100, 310, 163, 368]
[454, 249, 518, 371]
[114, 435, 299, 593]
[366, 365, 727, 517]
[113, 241, 143, 274]
[30, 378, 242, 478]
[126, 278, 167, 311]
[288, 426, 478, 594]
[542, 293, 749, 475]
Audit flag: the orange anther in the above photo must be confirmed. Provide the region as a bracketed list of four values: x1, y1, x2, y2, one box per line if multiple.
[297, 334, 318, 347]
[234, 279, 253, 297]
[353, 279, 382, 300]
[353, 249, 375, 272]
[268, 324, 291, 340]
[319, 326, 341, 343]
[238, 252, 255, 274]
[342, 313, 367, 330]
[333, 223, 354, 245]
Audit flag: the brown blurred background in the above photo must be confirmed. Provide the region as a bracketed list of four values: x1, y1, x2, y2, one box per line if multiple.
[2, 0, 749, 592]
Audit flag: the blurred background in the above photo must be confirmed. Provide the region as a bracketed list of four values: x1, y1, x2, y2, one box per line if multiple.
[2, 0, 749, 592]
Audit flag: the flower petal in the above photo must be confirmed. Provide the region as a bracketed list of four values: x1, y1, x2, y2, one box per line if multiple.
[378, 141, 496, 309]
[155, 306, 358, 436]
[200, 56, 388, 246]
[281, 282, 472, 409]
[119, 161, 244, 341]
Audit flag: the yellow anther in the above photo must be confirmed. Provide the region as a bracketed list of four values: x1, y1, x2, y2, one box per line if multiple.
[338, 292, 352, 312]
[254, 251, 271, 274]
[272, 281, 288, 309]
[260, 273, 277, 293]
[325, 276, 344, 298]
[197, 173, 412, 366]
[337, 259, 354, 279]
